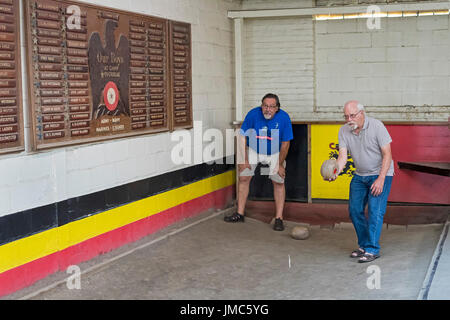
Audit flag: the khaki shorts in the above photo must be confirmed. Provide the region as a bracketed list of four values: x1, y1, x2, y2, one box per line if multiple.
[239, 148, 286, 184]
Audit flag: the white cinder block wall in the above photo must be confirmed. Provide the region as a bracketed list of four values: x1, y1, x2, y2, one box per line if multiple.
[0, 0, 239, 217]
[239, 0, 450, 122]
[316, 15, 450, 121]
[241, 0, 315, 117]
[243, 17, 314, 118]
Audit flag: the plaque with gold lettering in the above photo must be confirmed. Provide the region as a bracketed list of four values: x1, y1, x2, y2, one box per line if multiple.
[0, 0, 24, 154]
[25, 0, 175, 149]
[169, 20, 192, 130]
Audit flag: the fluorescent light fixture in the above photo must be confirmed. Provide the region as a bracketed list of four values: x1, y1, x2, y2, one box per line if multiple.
[315, 14, 343, 20]
[314, 14, 330, 20]
[418, 11, 434, 16]
[343, 13, 361, 19]
[433, 9, 449, 15]
[314, 9, 449, 20]
[372, 12, 388, 18]
[387, 11, 402, 17]
[327, 14, 344, 20]
[402, 11, 418, 17]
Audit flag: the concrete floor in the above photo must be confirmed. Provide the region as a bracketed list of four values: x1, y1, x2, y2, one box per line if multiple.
[420, 220, 450, 300]
[5, 207, 445, 300]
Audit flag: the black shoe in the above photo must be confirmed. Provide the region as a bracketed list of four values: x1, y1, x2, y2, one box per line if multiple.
[273, 218, 284, 231]
[224, 212, 245, 223]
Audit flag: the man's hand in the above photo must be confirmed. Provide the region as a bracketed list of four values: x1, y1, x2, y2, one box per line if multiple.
[277, 165, 286, 179]
[370, 177, 385, 196]
[323, 148, 347, 182]
[370, 143, 391, 196]
[324, 173, 337, 182]
[238, 162, 251, 173]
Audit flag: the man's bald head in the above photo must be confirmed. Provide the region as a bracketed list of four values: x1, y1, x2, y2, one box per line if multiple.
[344, 100, 364, 113]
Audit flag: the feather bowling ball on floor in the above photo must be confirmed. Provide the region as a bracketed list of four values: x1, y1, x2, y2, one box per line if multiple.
[290, 226, 310, 240]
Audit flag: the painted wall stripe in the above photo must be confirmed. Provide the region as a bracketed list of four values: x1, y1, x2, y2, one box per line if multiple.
[0, 157, 235, 246]
[0, 185, 234, 297]
[0, 170, 235, 274]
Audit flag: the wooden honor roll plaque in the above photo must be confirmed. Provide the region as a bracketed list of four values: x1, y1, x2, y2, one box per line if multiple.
[0, 0, 24, 154]
[25, 0, 192, 150]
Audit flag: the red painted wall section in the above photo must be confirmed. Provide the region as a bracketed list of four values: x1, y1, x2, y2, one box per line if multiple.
[387, 125, 450, 204]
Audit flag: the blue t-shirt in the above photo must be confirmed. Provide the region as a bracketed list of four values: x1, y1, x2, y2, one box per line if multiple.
[240, 107, 293, 155]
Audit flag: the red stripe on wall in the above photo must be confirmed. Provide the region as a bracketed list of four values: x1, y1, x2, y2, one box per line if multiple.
[0, 185, 234, 297]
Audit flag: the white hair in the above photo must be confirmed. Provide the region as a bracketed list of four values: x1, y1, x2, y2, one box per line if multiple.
[356, 103, 365, 111]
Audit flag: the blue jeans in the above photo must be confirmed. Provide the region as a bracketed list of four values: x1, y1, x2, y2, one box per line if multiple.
[349, 174, 393, 255]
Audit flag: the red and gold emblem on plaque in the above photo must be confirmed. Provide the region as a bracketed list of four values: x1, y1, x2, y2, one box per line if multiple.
[103, 81, 119, 111]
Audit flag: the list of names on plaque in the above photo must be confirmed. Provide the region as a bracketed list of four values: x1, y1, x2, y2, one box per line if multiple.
[170, 21, 192, 129]
[30, 1, 91, 142]
[29, 0, 93, 144]
[0, 0, 23, 153]
[128, 18, 168, 131]
[66, 7, 90, 139]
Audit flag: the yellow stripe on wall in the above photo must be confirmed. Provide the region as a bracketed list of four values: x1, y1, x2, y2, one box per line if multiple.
[0, 170, 235, 274]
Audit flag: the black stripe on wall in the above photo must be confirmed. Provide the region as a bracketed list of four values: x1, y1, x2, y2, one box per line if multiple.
[0, 157, 235, 246]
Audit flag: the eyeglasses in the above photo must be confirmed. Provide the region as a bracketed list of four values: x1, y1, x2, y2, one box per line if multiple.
[262, 104, 278, 110]
[343, 110, 362, 120]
